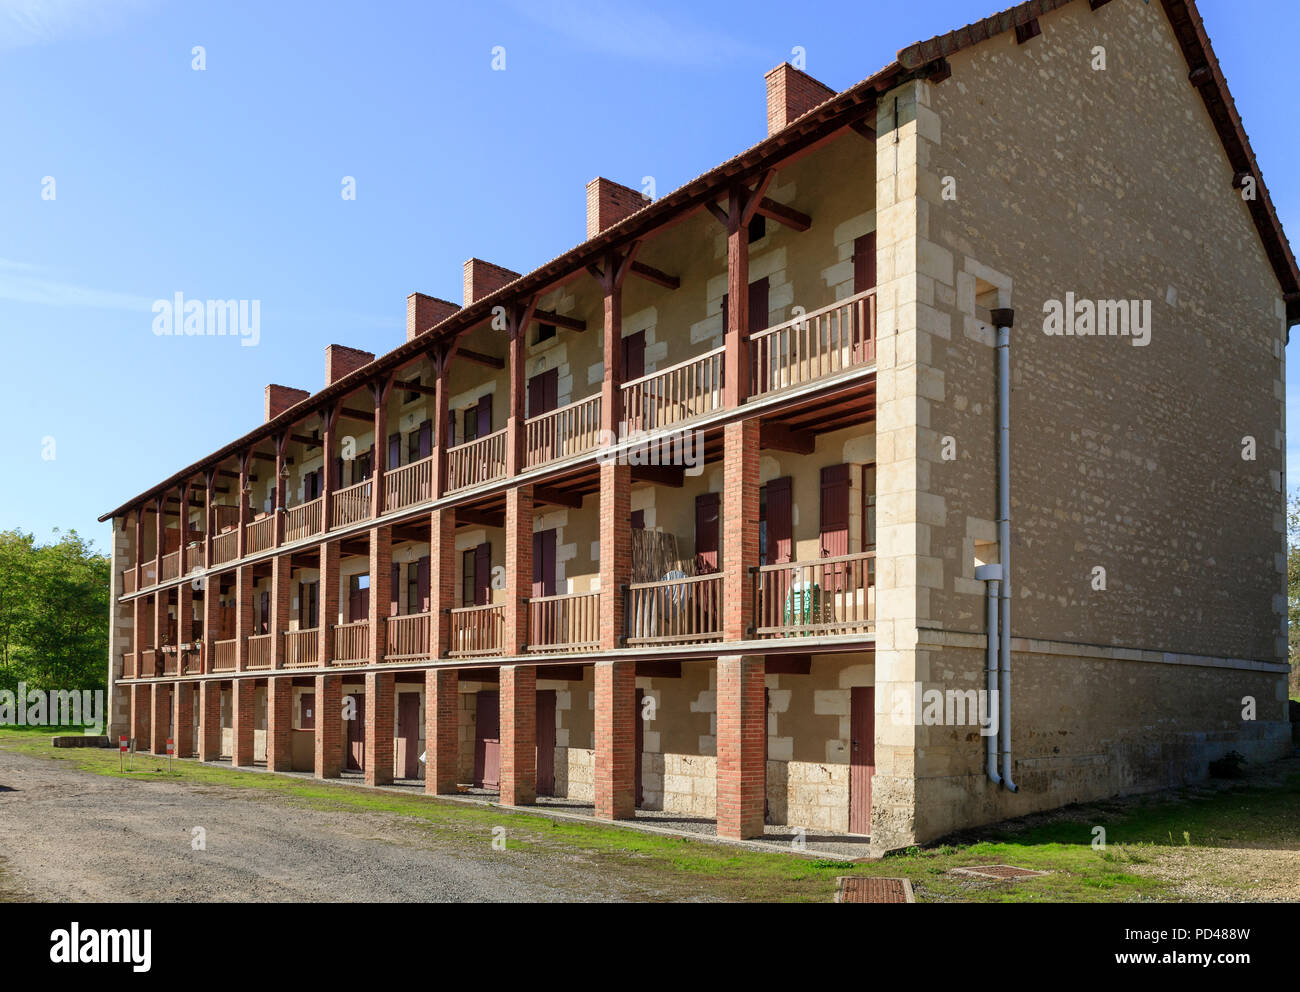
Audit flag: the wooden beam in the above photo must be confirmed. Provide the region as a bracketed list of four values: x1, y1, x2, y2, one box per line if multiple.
[765, 654, 811, 675]
[740, 170, 776, 226]
[534, 485, 583, 509]
[251, 451, 276, 462]
[849, 121, 876, 142]
[630, 465, 684, 488]
[455, 348, 505, 370]
[339, 407, 373, 422]
[635, 660, 681, 678]
[759, 422, 815, 454]
[629, 260, 680, 290]
[456, 507, 505, 529]
[704, 200, 729, 227]
[754, 197, 811, 232]
[290, 433, 322, 447]
[534, 310, 586, 332]
[395, 379, 438, 397]
[536, 665, 585, 681]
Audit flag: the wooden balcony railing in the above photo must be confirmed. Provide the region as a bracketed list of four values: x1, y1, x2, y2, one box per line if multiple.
[246, 633, 273, 670]
[162, 651, 178, 676]
[246, 515, 276, 555]
[285, 498, 323, 544]
[448, 604, 505, 657]
[122, 652, 136, 679]
[212, 638, 237, 673]
[182, 647, 203, 676]
[752, 551, 875, 638]
[749, 289, 876, 398]
[284, 628, 320, 669]
[211, 530, 238, 566]
[446, 429, 507, 493]
[331, 479, 373, 530]
[527, 592, 600, 653]
[332, 620, 370, 665]
[160, 550, 181, 582]
[622, 346, 725, 434]
[139, 648, 157, 676]
[525, 395, 602, 469]
[385, 455, 435, 513]
[386, 612, 431, 661]
[213, 505, 241, 533]
[121, 569, 137, 595]
[625, 572, 723, 646]
[138, 563, 158, 589]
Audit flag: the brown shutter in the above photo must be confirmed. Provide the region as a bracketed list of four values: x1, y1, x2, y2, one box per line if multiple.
[622, 330, 646, 381]
[532, 530, 557, 597]
[528, 369, 559, 418]
[391, 563, 401, 616]
[630, 509, 645, 530]
[474, 542, 491, 606]
[476, 394, 492, 437]
[819, 464, 850, 558]
[417, 555, 430, 612]
[418, 419, 432, 459]
[694, 493, 720, 574]
[348, 578, 362, 623]
[748, 276, 770, 334]
[259, 590, 269, 634]
[388, 432, 402, 469]
[853, 232, 877, 292]
[766, 477, 793, 564]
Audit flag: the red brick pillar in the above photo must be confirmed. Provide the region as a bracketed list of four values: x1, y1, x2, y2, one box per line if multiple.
[429, 509, 455, 659]
[503, 487, 533, 655]
[174, 682, 194, 757]
[149, 682, 170, 754]
[722, 419, 760, 640]
[201, 574, 219, 676]
[716, 656, 766, 839]
[368, 526, 392, 665]
[198, 680, 221, 761]
[231, 678, 255, 766]
[313, 674, 342, 778]
[594, 660, 636, 819]
[424, 668, 459, 794]
[364, 671, 395, 787]
[267, 676, 293, 771]
[234, 564, 254, 672]
[177, 583, 194, 672]
[152, 592, 165, 675]
[130, 683, 150, 749]
[498, 665, 536, 805]
[269, 554, 292, 670]
[318, 541, 340, 667]
[598, 462, 631, 650]
[131, 597, 146, 678]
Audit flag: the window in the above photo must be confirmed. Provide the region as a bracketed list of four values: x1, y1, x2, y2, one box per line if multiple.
[404, 376, 422, 404]
[300, 581, 319, 629]
[747, 213, 766, 243]
[348, 574, 370, 622]
[536, 323, 556, 344]
[462, 543, 490, 607]
[406, 563, 419, 618]
[862, 464, 876, 553]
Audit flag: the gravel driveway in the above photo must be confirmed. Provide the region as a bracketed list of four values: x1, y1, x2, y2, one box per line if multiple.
[0, 748, 700, 902]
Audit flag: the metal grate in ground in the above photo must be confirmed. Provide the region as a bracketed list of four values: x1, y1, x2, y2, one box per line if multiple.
[835, 876, 914, 903]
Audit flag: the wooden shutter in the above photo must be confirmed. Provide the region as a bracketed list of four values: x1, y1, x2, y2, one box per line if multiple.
[462, 549, 475, 607]
[694, 493, 720, 574]
[853, 233, 877, 292]
[348, 578, 363, 623]
[259, 590, 269, 634]
[532, 530, 557, 597]
[476, 394, 492, 438]
[765, 477, 793, 564]
[630, 510, 645, 530]
[819, 464, 850, 558]
[748, 276, 770, 334]
[528, 368, 558, 418]
[417, 555, 430, 613]
[418, 420, 432, 458]
[474, 542, 491, 606]
[391, 563, 401, 617]
[622, 330, 646, 381]
[388, 432, 402, 469]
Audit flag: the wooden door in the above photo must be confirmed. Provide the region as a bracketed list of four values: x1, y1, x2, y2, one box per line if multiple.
[397, 693, 420, 779]
[694, 492, 720, 573]
[849, 686, 875, 835]
[535, 690, 556, 795]
[852, 233, 877, 361]
[473, 691, 500, 789]
[346, 694, 365, 772]
[634, 688, 645, 808]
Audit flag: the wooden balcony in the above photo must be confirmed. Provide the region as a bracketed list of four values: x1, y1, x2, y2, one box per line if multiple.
[160, 550, 181, 582]
[211, 530, 238, 566]
[162, 651, 179, 676]
[246, 633, 273, 670]
[213, 504, 241, 532]
[284, 628, 319, 668]
[446, 429, 507, 493]
[285, 498, 323, 543]
[331, 479, 373, 530]
[448, 604, 504, 657]
[386, 612, 431, 661]
[752, 551, 875, 638]
[246, 515, 276, 555]
[121, 569, 137, 595]
[622, 346, 724, 433]
[139, 647, 157, 675]
[749, 289, 876, 398]
[384, 455, 434, 513]
[526, 592, 599, 652]
[332, 620, 370, 665]
[525, 395, 602, 469]
[211, 638, 237, 673]
[625, 572, 723, 646]
[181, 648, 203, 676]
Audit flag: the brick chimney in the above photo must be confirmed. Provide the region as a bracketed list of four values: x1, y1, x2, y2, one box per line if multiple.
[406, 292, 460, 342]
[325, 344, 375, 386]
[463, 259, 520, 306]
[265, 384, 310, 422]
[765, 63, 836, 137]
[586, 177, 650, 239]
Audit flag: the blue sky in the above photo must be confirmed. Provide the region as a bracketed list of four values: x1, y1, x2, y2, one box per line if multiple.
[1, 0, 1297, 553]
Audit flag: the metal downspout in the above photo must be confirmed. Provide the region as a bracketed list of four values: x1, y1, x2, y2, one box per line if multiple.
[992, 308, 1018, 793]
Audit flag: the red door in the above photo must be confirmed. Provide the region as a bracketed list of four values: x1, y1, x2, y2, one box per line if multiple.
[397, 693, 420, 779]
[474, 691, 500, 789]
[346, 694, 365, 772]
[536, 689, 556, 795]
[849, 687, 875, 835]
[634, 688, 645, 808]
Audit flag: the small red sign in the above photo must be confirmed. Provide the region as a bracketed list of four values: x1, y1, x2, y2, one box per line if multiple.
[119, 736, 128, 753]
[166, 738, 175, 756]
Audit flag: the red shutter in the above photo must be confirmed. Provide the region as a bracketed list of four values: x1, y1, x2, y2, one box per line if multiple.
[748, 277, 770, 334]
[532, 530, 557, 597]
[622, 330, 646, 381]
[348, 579, 363, 623]
[418, 420, 432, 459]
[388, 432, 402, 469]
[474, 542, 491, 606]
[528, 369, 558, 418]
[417, 556, 430, 612]
[694, 493, 720, 574]
[391, 563, 400, 616]
[853, 233, 877, 292]
[766, 477, 793, 564]
[820, 465, 850, 558]
[476, 394, 492, 437]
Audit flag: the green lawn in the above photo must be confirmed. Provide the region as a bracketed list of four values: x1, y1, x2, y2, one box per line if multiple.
[2, 725, 1297, 902]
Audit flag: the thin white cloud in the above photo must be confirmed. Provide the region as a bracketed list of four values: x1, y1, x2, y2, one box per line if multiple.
[0, 259, 153, 311]
[507, 0, 762, 65]
[0, 0, 151, 50]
